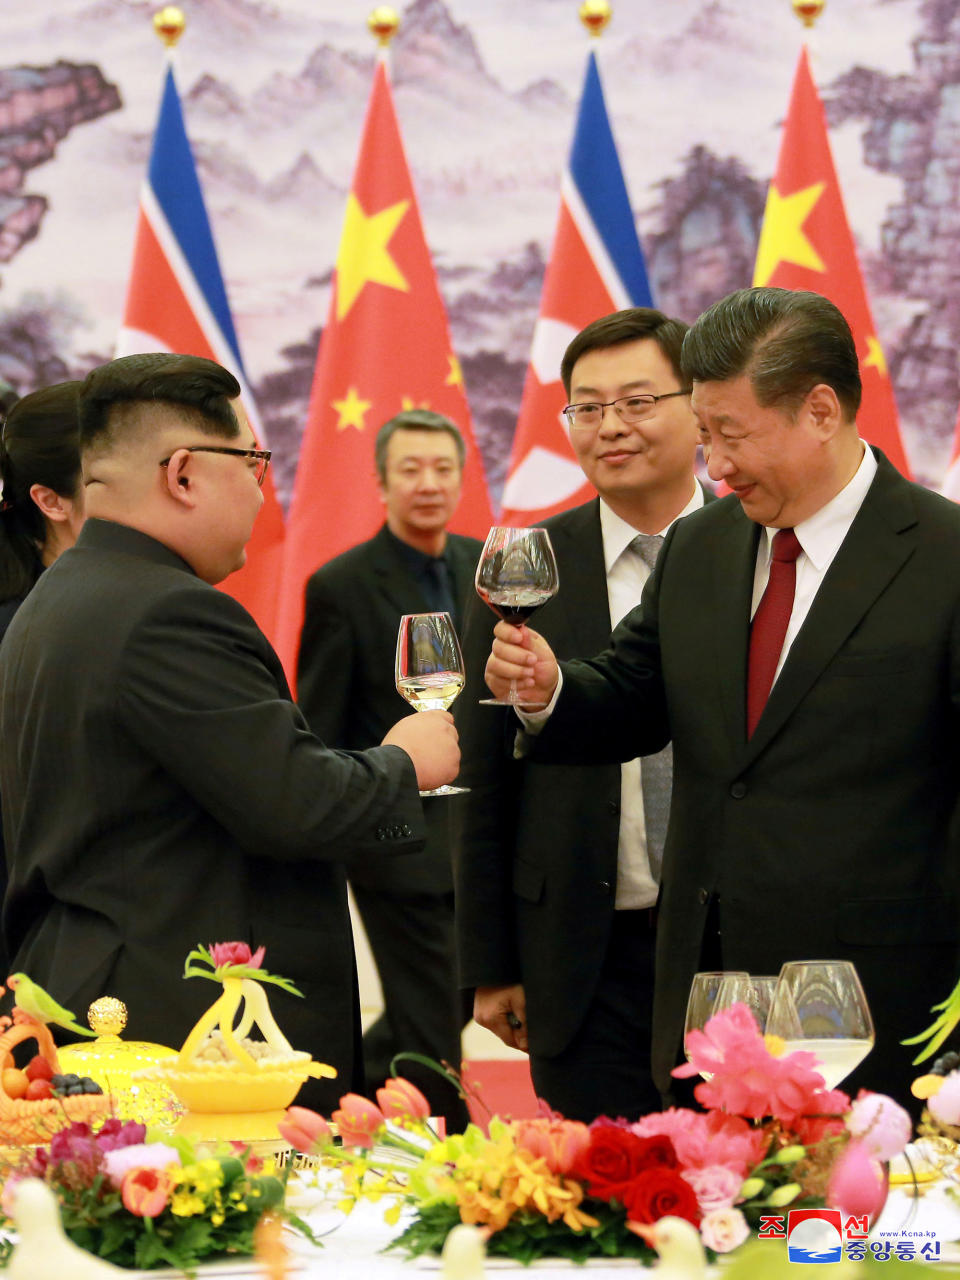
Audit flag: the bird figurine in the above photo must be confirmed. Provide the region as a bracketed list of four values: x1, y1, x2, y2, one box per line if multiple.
[5, 973, 96, 1036]
[440, 1223, 487, 1280]
[634, 1216, 708, 1279]
[7, 1179, 128, 1279]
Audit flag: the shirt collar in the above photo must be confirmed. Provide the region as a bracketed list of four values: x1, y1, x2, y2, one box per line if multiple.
[759, 442, 878, 570]
[600, 485, 705, 574]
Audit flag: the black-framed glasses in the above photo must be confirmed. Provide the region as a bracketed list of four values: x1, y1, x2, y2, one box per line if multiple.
[562, 390, 692, 431]
[159, 445, 272, 487]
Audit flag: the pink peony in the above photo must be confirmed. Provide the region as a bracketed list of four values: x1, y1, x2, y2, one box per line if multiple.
[278, 1106, 333, 1154]
[332, 1094, 386, 1148]
[209, 941, 265, 969]
[634, 1109, 766, 1177]
[929, 1071, 960, 1126]
[846, 1091, 912, 1161]
[826, 1139, 888, 1219]
[376, 1077, 431, 1122]
[514, 1117, 592, 1176]
[700, 1206, 750, 1253]
[681, 1164, 743, 1215]
[103, 1143, 181, 1189]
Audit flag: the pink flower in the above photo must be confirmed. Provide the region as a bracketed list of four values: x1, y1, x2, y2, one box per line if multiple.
[681, 1164, 743, 1214]
[94, 1118, 148, 1153]
[332, 1094, 385, 1148]
[103, 1143, 181, 1189]
[278, 1106, 334, 1154]
[513, 1118, 592, 1176]
[633, 1109, 766, 1177]
[209, 941, 265, 969]
[700, 1206, 750, 1253]
[826, 1139, 888, 1219]
[929, 1072, 960, 1126]
[121, 1166, 171, 1218]
[846, 1091, 911, 1161]
[375, 1077, 431, 1122]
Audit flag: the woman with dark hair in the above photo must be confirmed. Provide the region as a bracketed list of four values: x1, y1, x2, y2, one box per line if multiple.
[0, 381, 82, 975]
[0, 381, 83, 642]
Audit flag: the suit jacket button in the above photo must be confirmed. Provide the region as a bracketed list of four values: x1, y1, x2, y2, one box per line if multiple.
[697, 888, 709, 905]
[599, 880, 612, 894]
[401, 824, 412, 837]
[730, 781, 747, 799]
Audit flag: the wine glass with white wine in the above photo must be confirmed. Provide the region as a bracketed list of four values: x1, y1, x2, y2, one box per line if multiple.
[395, 611, 469, 797]
[474, 526, 559, 706]
[765, 960, 875, 1090]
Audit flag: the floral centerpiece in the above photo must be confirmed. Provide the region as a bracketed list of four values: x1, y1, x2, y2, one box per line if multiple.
[0, 1117, 319, 1274]
[278, 1005, 910, 1264]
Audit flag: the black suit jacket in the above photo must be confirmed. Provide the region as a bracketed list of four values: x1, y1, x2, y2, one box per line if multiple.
[297, 525, 482, 893]
[455, 491, 713, 1058]
[0, 519, 424, 1105]
[528, 454, 960, 1102]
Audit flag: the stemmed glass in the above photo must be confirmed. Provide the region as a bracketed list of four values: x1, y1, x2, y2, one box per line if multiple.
[683, 971, 750, 1078]
[765, 960, 875, 1090]
[395, 612, 469, 798]
[474, 526, 559, 707]
[741, 975, 779, 1034]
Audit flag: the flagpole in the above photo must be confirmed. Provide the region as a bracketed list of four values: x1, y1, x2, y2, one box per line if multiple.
[368, 6, 399, 68]
[579, 1, 612, 37]
[152, 5, 184, 65]
[791, 0, 825, 64]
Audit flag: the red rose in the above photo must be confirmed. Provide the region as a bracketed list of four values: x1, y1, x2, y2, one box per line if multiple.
[572, 1127, 677, 1202]
[622, 1168, 701, 1228]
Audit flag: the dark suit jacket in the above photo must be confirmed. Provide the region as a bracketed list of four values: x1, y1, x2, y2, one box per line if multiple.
[455, 491, 713, 1059]
[528, 453, 960, 1102]
[297, 525, 482, 893]
[0, 519, 424, 1106]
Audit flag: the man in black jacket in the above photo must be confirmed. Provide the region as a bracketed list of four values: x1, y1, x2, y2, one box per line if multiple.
[457, 308, 706, 1121]
[0, 354, 458, 1110]
[298, 409, 481, 1128]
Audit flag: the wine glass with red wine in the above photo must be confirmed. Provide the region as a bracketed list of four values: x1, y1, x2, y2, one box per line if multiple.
[474, 526, 559, 707]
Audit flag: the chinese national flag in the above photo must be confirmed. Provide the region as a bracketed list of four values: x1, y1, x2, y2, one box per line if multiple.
[754, 47, 911, 477]
[275, 59, 492, 677]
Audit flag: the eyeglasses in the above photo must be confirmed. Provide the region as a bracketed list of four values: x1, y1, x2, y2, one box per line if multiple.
[159, 445, 272, 487]
[562, 390, 692, 431]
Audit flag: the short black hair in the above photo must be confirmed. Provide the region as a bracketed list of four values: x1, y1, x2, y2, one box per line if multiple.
[0, 380, 81, 602]
[79, 353, 242, 447]
[681, 287, 862, 419]
[374, 409, 465, 482]
[560, 308, 689, 398]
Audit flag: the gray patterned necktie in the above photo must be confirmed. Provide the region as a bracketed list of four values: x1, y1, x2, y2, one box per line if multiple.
[630, 533, 672, 883]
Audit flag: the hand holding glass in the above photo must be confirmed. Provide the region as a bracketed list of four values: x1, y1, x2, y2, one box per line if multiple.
[395, 612, 469, 797]
[765, 960, 874, 1089]
[475, 526, 559, 707]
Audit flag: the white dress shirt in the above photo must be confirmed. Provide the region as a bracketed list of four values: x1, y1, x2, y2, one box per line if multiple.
[519, 485, 704, 910]
[752, 443, 877, 683]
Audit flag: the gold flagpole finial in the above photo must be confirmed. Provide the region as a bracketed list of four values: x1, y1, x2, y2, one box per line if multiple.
[368, 7, 400, 47]
[153, 5, 186, 48]
[579, 0, 612, 37]
[791, 0, 825, 28]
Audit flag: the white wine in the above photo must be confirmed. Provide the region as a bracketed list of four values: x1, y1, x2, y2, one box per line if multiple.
[397, 671, 465, 712]
[779, 1037, 873, 1089]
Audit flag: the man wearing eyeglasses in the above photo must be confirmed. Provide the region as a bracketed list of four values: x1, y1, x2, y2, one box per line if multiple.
[0, 353, 459, 1108]
[456, 308, 709, 1121]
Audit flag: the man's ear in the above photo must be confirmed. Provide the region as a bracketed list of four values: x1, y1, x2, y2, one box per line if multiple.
[803, 383, 844, 442]
[162, 449, 199, 508]
[28, 484, 71, 524]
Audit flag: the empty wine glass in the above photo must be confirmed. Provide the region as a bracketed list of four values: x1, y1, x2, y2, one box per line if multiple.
[765, 960, 874, 1089]
[395, 612, 469, 797]
[683, 970, 750, 1077]
[474, 526, 559, 707]
[742, 975, 779, 1033]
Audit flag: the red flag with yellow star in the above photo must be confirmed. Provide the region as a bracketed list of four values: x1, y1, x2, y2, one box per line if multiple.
[754, 47, 910, 476]
[275, 59, 492, 675]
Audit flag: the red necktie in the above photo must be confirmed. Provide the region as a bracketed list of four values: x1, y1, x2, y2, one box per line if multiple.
[746, 528, 802, 737]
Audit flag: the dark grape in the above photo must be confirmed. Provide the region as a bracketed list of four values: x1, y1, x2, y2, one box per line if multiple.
[932, 1051, 960, 1076]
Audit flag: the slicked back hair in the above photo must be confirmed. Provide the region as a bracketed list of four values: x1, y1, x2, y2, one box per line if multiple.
[374, 409, 466, 483]
[681, 287, 862, 420]
[560, 307, 689, 397]
[79, 353, 242, 449]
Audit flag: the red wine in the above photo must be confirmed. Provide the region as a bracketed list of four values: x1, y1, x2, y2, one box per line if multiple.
[477, 587, 554, 625]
